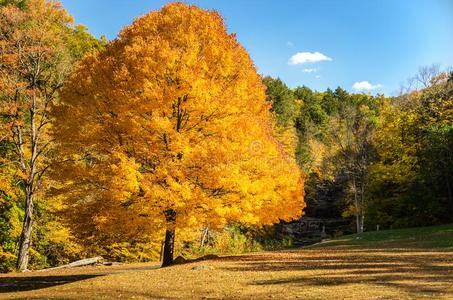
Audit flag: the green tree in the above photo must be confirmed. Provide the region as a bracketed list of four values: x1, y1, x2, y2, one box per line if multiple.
[263, 77, 297, 127]
[327, 93, 379, 233]
[0, 0, 26, 8]
[67, 25, 107, 60]
[293, 86, 328, 171]
[366, 70, 452, 229]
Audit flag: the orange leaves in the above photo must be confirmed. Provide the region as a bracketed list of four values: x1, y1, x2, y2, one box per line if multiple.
[52, 3, 305, 245]
[108, 152, 142, 202]
[0, 0, 76, 189]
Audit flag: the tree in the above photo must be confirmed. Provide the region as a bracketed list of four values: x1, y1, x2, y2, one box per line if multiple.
[0, 0, 73, 271]
[413, 64, 440, 89]
[293, 86, 329, 172]
[0, 0, 104, 271]
[262, 77, 299, 165]
[51, 3, 304, 267]
[67, 24, 107, 61]
[366, 70, 453, 229]
[327, 92, 379, 233]
[0, 0, 27, 8]
[263, 77, 297, 127]
[417, 81, 453, 211]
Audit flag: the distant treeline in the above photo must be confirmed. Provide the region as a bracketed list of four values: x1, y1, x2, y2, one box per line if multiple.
[263, 70, 452, 232]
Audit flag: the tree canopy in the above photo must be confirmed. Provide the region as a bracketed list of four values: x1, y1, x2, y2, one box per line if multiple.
[0, 0, 105, 271]
[50, 3, 304, 266]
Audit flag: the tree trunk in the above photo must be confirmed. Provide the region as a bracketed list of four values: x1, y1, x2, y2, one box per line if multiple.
[446, 173, 453, 211]
[355, 212, 360, 234]
[360, 180, 365, 233]
[353, 177, 361, 234]
[16, 91, 38, 272]
[360, 214, 365, 233]
[200, 226, 209, 248]
[161, 209, 176, 267]
[16, 190, 34, 271]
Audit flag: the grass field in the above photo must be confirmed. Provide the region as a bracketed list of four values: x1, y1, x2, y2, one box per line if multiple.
[1, 224, 453, 299]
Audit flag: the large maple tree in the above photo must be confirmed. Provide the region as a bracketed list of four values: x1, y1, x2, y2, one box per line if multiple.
[52, 3, 304, 266]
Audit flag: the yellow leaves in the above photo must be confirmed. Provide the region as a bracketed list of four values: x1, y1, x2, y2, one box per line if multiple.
[0, 246, 15, 260]
[45, 221, 74, 245]
[109, 152, 142, 202]
[187, 215, 198, 227]
[52, 3, 305, 248]
[149, 116, 173, 133]
[0, 169, 16, 202]
[93, 215, 108, 227]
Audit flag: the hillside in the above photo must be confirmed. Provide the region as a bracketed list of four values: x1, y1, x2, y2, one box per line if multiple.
[1, 224, 452, 299]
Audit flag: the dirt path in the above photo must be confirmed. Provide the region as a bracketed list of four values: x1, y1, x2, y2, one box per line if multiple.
[1, 246, 453, 299]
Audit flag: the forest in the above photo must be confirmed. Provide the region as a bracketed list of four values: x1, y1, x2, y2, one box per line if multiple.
[0, 0, 452, 275]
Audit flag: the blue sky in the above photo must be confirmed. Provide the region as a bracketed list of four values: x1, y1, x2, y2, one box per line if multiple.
[60, 0, 453, 95]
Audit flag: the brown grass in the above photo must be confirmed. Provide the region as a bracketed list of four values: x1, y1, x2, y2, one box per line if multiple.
[1, 246, 453, 299]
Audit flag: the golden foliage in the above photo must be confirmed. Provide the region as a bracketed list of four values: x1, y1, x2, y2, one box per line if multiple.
[51, 3, 304, 246]
[0, 0, 108, 270]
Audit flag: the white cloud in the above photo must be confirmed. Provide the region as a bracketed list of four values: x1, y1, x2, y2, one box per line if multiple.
[352, 81, 382, 90]
[315, 75, 321, 79]
[289, 51, 332, 65]
[303, 68, 318, 73]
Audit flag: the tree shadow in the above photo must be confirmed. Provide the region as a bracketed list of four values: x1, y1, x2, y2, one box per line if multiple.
[221, 247, 453, 297]
[0, 274, 103, 293]
[0, 264, 161, 294]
